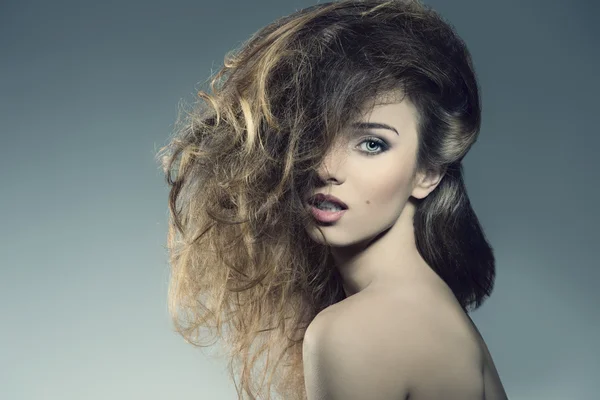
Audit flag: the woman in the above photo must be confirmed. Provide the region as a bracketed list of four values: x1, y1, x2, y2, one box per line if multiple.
[156, 0, 508, 399]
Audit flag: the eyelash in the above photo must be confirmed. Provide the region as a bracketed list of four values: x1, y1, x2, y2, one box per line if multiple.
[357, 136, 389, 156]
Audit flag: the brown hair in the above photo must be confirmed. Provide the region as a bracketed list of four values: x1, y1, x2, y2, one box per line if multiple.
[155, 0, 495, 398]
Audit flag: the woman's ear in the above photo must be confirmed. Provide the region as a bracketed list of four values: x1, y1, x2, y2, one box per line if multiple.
[411, 167, 446, 200]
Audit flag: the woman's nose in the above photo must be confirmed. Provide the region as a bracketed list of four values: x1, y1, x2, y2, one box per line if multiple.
[316, 146, 347, 183]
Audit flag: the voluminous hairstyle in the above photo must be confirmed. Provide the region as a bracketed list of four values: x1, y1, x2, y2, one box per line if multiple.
[156, 0, 496, 398]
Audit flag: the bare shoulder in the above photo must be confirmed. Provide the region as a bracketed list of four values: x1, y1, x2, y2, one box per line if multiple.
[303, 287, 484, 399]
[303, 294, 413, 399]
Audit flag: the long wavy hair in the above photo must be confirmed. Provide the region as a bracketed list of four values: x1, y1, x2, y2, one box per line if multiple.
[156, 0, 495, 398]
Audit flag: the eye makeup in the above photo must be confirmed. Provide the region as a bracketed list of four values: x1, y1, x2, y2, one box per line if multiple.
[356, 135, 390, 156]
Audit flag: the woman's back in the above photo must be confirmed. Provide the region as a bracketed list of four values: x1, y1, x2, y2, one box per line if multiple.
[305, 276, 508, 399]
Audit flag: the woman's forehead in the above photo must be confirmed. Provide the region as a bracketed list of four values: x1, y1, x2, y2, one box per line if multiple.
[346, 99, 417, 133]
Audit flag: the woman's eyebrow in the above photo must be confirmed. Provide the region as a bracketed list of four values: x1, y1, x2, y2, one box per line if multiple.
[350, 122, 399, 136]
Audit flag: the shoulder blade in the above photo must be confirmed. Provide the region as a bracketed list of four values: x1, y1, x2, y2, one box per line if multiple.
[303, 291, 482, 400]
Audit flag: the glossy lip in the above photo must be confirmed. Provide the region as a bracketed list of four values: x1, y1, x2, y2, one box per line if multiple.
[308, 193, 348, 209]
[310, 206, 347, 223]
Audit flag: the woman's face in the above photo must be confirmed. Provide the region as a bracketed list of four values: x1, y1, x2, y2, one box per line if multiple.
[305, 97, 431, 248]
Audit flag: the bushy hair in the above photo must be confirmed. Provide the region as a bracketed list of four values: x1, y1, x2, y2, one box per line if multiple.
[155, 0, 496, 398]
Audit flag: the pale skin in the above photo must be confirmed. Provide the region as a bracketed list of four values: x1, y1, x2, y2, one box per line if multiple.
[302, 94, 508, 399]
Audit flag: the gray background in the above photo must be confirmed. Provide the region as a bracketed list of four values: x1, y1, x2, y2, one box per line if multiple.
[1, 0, 598, 398]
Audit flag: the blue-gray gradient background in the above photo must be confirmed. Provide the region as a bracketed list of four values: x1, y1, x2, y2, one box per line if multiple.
[1, 0, 598, 399]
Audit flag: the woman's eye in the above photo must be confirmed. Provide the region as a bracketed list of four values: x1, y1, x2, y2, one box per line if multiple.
[357, 137, 389, 156]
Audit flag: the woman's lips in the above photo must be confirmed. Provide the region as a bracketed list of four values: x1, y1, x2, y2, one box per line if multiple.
[310, 205, 347, 223]
[309, 193, 348, 209]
